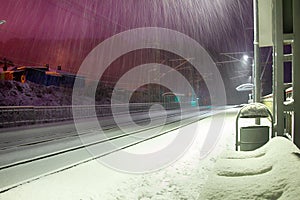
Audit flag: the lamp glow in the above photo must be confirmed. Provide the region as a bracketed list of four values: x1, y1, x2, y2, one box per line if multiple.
[242, 55, 249, 61]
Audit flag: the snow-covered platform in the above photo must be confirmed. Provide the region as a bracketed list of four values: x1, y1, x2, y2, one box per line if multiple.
[0, 108, 299, 200]
[200, 137, 300, 200]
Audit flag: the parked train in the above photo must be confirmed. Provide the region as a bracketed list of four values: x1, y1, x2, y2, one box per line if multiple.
[0, 65, 85, 88]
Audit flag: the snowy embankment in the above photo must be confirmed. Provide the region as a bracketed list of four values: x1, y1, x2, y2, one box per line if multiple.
[199, 137, 300, 200]
[0, 80, 110, 106]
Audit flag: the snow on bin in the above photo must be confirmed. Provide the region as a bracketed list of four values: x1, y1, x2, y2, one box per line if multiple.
[236, 103, 273, 151]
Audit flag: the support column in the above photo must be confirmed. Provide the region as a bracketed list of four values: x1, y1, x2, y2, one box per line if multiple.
[273, 0, 285, 136]
[293, 0, 300, 147]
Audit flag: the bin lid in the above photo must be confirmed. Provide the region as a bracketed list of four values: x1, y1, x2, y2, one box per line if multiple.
[239, 103, 270, 118]
[240, 125, 269, 129]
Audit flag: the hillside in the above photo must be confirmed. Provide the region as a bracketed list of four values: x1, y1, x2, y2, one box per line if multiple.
[0, 80, 110, 106]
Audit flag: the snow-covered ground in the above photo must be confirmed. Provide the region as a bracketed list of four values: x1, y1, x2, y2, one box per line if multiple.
[199, 137, 300, 200]
[0, 80, 110, 106]
[0, 109, 299, 199]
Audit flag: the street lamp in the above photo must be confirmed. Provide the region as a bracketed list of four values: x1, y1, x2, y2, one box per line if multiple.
[242, 55, 249, 62]
[241, 54, 255, 101]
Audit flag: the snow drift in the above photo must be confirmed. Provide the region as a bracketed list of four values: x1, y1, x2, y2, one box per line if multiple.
[199, 137, 300, 200]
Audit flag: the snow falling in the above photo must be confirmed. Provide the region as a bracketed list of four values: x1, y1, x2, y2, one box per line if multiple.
[0, 0, 257, 104]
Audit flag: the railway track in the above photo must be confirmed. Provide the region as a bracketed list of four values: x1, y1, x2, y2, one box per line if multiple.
[0, 106, 229, 193]
[0, 107, 198, 151]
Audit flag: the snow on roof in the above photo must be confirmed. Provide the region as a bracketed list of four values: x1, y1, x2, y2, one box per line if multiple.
[236, 83, 254, 92]
[16, 66, 48, 70]
[199, 137, 300, 200]
[45, 71, 62, 77]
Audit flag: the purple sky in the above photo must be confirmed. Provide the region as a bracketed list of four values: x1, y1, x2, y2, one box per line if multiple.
[0, 0, 253, 69]
[0, 0, 261, 103]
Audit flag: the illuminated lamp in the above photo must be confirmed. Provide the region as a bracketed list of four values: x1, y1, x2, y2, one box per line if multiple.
[21, 74, 26, 83]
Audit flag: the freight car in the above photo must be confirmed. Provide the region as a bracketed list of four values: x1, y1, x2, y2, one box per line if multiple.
[0, 65, 85, 88]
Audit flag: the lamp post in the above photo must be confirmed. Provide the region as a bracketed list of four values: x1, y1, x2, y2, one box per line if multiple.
[253, 0, 261, 125]
[238, 0, 261, 125]
[253, 0, 261, 105]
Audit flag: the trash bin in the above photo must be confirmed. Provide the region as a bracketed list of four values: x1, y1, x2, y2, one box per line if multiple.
[236, 103, 273, 151]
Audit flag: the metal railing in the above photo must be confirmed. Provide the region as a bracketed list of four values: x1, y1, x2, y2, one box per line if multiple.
[0, 102, 189, 128]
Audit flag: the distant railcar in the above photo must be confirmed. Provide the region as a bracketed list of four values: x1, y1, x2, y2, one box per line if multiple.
[0, 66, 85, 88]
[162, 92, 185, 109]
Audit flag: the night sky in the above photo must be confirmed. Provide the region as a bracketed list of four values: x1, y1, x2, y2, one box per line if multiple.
[0, 0, 273, 104]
